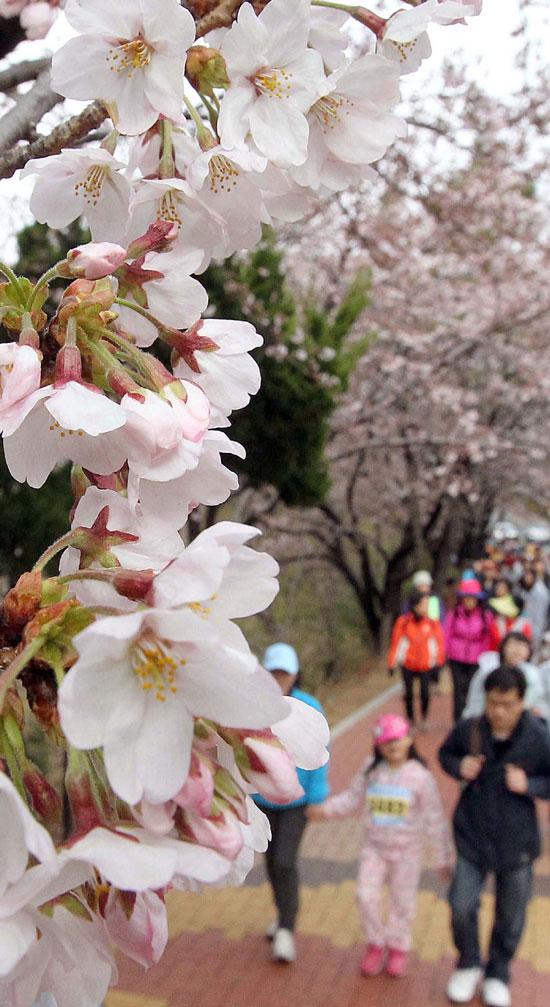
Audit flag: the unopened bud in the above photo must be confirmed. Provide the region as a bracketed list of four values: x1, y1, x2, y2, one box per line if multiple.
[63, 242, 127, 280]
[113, 568, 155, 602]
[185, 46, 229, 98]
[3, 571, 43, 633]
[126, 222, 179, 260]
[56, 344, 82, 382]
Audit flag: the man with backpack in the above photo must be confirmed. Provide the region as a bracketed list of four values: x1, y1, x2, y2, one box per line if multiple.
[439, 665, 550, 1007]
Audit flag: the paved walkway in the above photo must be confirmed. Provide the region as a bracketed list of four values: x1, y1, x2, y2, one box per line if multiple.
[105, 678, 550, 1007]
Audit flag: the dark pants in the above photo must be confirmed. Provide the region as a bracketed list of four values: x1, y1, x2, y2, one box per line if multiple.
[401, 667, 431, 722]
[263, 804, 308, 931]
[449, 854, 532, 983]
[449, 659, 478, 722]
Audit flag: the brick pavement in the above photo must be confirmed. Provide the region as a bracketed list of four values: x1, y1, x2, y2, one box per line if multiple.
[105, 676, 550, 1007]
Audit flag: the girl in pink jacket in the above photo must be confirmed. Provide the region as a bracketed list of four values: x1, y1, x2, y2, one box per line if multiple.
[308, 714, 451, 979]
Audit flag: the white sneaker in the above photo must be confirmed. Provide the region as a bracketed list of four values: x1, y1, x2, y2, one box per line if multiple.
[482, 978, 511, 1007]
[265, 920, 277, 941]
[272, 928, 296, 963]
[446, 967, 483, 1003]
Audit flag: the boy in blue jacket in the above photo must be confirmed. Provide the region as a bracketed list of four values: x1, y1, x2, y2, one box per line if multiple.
[255, 642, 330, 964]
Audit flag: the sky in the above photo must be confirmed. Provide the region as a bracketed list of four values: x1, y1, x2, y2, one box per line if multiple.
[0, 0, 545, 262]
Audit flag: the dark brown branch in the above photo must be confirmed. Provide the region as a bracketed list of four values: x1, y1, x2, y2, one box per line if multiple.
[0, 70, 63, 154]
[0, 58, 51, 92]
[195, 0, 244, 37]
[0, 99, 109, 179]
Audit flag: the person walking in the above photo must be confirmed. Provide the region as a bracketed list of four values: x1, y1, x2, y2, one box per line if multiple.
[308, 714, 451, 978]
[388, 591, 445, 729]
[463, 632, 547, 722]
[444, 578, 493, 722]
[255, 642, 330, 964]
[439, 666, 550, 1007]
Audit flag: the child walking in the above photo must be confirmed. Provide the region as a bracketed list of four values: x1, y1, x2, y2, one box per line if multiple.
[308, 714, 452, 978]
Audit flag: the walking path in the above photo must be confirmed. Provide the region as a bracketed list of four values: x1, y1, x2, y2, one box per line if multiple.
[105, 678, 550, 1007]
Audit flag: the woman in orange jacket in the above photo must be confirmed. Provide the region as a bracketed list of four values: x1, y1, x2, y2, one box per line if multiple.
[388, 591, 445, 729]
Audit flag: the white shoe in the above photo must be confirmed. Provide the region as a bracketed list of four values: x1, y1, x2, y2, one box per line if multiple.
[272, 928, 296, 963]
[265, 920, 277, 941]
[482, 978, 511, 1007]
[446, 967, 483, 1003]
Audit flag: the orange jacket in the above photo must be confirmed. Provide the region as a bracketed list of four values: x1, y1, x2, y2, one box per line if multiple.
[388, 612, 445, 673]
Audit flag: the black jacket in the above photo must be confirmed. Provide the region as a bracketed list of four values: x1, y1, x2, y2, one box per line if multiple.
[439, 711, 550, 871]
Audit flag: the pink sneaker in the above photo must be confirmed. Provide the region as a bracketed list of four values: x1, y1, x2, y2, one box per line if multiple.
[360, 944, 385, 976]
[386, 948, 408, 977]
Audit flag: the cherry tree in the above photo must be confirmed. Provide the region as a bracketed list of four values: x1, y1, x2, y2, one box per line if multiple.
[255, 61, 550, 649]
[0, 1, 481, 1003]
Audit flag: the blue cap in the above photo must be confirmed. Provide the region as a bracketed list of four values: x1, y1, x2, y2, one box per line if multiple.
[262, 642, 299, 675]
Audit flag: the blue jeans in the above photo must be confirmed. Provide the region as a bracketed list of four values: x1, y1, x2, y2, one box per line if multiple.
[449, 854, 532, 982]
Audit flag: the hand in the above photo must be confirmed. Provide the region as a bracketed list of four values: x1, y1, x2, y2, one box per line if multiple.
[306, 804, 326, 821]
[459, 755, 485, 781]
[505, 764, 528, 794]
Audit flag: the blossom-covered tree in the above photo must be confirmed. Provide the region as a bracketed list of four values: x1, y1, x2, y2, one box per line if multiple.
[0, 0, 481, 1003]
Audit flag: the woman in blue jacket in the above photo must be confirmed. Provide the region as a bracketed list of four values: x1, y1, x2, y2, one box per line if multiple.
[255, 642, 330, 964]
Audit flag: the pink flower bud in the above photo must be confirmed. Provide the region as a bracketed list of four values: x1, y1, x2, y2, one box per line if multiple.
[112, 568, 155, 602]
[173, 753, 215, 818]
[104, 889, 168, 969]
[175, 803, 244, 861]
[66, 242, 127, 280]
[126, 222, 179, 260]
[241, 733, 304, 805]
[20, 1, 57, 38]
[56, 344, 82, 382]
[22, 760, 63, 826]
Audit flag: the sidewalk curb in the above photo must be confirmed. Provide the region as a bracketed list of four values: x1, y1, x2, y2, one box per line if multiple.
[330, 682, 403, 740]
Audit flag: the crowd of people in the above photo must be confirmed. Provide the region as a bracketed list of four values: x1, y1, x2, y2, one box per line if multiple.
[256, 544, 550, 1007]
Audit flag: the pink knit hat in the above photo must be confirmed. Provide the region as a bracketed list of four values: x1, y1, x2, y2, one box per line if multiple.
[373, 714, 410, 746]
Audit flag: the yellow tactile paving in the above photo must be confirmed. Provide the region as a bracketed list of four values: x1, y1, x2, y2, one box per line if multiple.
[104, 992, 167, 1007]
[164, 883, 550, 972]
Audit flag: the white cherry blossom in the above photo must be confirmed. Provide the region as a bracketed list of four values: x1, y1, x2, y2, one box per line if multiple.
[292, 54, 406, 190]
[377, 0, 474, 75]
[21, 148, 131, 243]
[3, 382, 128, 489]
[57, 607, 289, 804]
[115, 245, 208, 348]
[173, 318, 262, 425]
[51, 0, 196, 135]
[186, 144, 267, 259]
[134, 429, 245, 528]
[127, 177, 223, 271]
[218, 0, 327, 168]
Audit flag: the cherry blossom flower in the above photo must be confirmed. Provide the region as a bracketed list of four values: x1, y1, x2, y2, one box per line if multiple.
[133, 429, 245, 528]
[19, 1, 57, 39]
[51, 0, 196, 135]
[2, 382, 128, 489]
[115, 245, 208, 348]
[0, 904, 117, 1007]
[153, 521, 279, 620]
[57, 607, 290, 804]
[0, 344, 42, 429]
[186, 144, 268, 259]
[377, 0, 474, 74]
[292, 54, 406, 190]
[218, 0, 327, 168]
[173, 318, 262, 425]
[309, 7, 350, 70]
[21, 148, 131, 243]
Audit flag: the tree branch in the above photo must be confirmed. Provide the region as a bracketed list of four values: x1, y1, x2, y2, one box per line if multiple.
[0, 58, 51, 92]
[0, 70, 63, 155]
[195, 0, 244, 37]
[0, 99, 109, 179]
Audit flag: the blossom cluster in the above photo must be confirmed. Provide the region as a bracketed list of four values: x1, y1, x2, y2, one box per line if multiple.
[0, 0, 481, 1004]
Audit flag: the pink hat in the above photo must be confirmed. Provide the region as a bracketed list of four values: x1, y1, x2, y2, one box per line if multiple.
[373, 714, 410, 746]
[457, 577, 485, 599]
